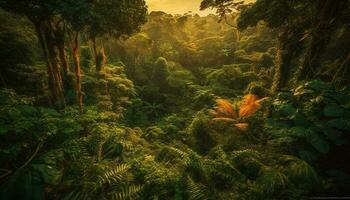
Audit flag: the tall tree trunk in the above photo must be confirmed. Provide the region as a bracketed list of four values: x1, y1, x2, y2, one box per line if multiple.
[271, 28, 293, 93]
[57, 39, 70, 89]
[92, 37, 98, 63]
[96, 44, 107, 71]
[72, 32, 83, 112]
[34, 21, 66, 108]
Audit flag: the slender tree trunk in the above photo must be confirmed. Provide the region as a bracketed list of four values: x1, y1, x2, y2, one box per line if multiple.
[99, 44, 107, 70]
[271, 28, 293, 93]
[34, 23, 55, 103]
[45, 23, 66, 106]
[93, 38, 107, 72]
[34, 22, 66, 108]
[92, 37, 98, 63]
[72, 32, 83, 112]
[57, 40, 70, 89]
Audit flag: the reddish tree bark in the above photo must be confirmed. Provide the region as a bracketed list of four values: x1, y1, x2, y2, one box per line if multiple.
[72, 32, 83, 112]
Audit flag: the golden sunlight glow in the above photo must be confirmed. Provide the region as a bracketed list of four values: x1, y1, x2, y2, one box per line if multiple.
[145, 0, 215, 15]
[145, 0, 256, 16]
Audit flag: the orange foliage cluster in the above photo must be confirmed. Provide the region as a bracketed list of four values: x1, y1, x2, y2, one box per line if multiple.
[239, 94, 267, 117]
[209, 94, 267, 131]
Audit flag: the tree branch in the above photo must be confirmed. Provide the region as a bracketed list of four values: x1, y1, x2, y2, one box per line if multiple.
[0, 168, 12, 180]
[18, 141, 44, 170]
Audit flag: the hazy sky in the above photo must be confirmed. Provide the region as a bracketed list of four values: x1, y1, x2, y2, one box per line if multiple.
[145, 0, 215, 16]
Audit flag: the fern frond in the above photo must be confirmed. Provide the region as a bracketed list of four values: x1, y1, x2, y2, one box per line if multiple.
[231, 149, 265, 178]
[186, 178, 208, 200]
[112, 185, 143, 200]
[231, 149, 262, 160]
[185, 152, 207, 180]
[157, 146, 190, 164]
[257, 167, 289, 195]
[166, 146, 188, 159]
[287, 159, 318, 186]
[97, 164, 130, 186]
[206, 160, 244, 183]
[62, 191, 91, 200]
[62, 138, 89, 161]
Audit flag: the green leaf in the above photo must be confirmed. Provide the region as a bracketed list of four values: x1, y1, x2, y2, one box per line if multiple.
[266, 118, 291, 129]
[290, 126, 308, 138]
[322, 128, 347, 146]
[326, 118, 350, 131]
[0, 123, 9, 135]
[293, 89, 314, 96]
[298, 150, 318, 163]
[306, 80, 330, 91]
[280, 104, 297, 116]
[32, 164, 61, 185]
[291, 113, 309, 126]
[305, 129, 329, 154]
[323, 105, 345, 117]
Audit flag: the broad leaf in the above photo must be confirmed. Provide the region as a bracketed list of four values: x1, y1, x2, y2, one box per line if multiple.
[305, 129, 329, 154]
[323, 105, 344, 117]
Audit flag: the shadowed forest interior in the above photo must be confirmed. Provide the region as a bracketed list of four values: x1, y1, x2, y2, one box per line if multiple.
[0, 0, 350, 199]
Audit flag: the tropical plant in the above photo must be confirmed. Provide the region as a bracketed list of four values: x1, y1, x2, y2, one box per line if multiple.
[267, 80, 350, 162]
[209, 94, 268, 130]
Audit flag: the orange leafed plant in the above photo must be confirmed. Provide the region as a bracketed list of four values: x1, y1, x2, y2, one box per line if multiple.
[209, 99, 237, 119]
[209, 94, 268, 131]
[234, 123, 249, 131]
[239, 94, 261, 118]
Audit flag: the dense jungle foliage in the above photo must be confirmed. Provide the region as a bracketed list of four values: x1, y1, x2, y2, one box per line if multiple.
[0, 0, 349, 199]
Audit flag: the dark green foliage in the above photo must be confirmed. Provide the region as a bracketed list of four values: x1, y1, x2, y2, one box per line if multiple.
[0, 10, 40, 90]
[188, 112, 217, 154]
[152, 57, 170, 87]
[267, 80, 350, 159]
[205, 64, 258, 96]
[1, 0, 350, 198]
[83, 64, 135, 114]
[81, 46, 93, 70]
[0, 90, 81, 199]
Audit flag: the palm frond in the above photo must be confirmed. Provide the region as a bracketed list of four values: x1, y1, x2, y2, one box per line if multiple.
[212, 117, 236, 123]
[257, 167, 289, 195]
[215, 99, 236, 118]
[239, 94, 261, 118]
[284, 157, 319, 187]
[234, 123, 249, 131]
